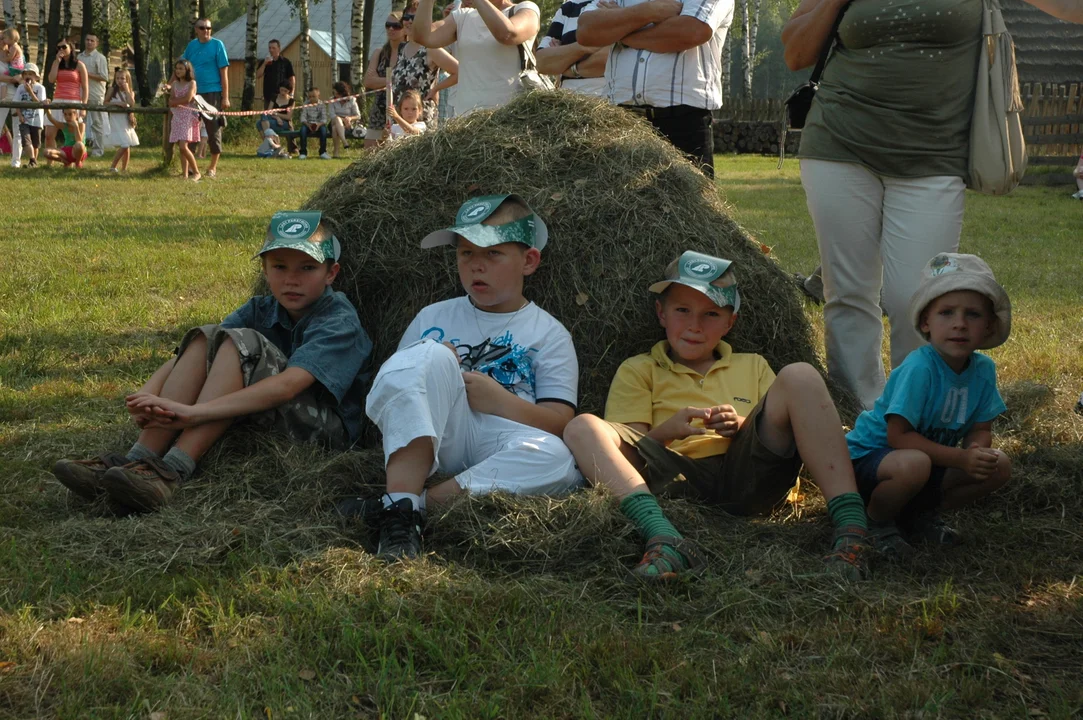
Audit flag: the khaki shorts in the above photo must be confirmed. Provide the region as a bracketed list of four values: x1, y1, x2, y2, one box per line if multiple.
[178, 324, 350, 450]
[610, 394, 803, 516]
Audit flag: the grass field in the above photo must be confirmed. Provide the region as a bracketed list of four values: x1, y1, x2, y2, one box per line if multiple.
[1, 149, 1081, 719]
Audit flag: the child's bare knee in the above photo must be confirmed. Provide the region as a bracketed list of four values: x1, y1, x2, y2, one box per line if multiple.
[563, 413, 606, 448]
[887, 449, 932, 487]
[776, 362, 822, 389]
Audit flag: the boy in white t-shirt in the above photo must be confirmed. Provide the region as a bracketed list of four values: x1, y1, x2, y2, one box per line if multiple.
[359, 194, 581, 560]
[13, 63, 46, 167]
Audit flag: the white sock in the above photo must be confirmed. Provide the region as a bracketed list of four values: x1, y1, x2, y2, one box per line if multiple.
[419, 490, 428, 510]
[384, 492, 422, 511]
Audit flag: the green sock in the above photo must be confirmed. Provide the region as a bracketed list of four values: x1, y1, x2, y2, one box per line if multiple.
[619, 492, 686, 575]
[826, 492, 868, 549]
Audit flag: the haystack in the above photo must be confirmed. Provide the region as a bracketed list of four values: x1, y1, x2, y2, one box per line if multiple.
[304, 91, 845, 419]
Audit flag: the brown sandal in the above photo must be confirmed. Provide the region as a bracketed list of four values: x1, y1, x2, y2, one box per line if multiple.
[52, 452, 131, 501]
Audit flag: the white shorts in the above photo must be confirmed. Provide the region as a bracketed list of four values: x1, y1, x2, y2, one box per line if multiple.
[365, 339, 583, 496]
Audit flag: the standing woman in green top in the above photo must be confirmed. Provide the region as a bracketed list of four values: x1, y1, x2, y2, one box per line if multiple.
[782, 0, 1083, 410]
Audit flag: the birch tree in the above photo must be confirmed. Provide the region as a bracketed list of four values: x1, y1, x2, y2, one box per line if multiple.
[740, 0, 761, 98]
[350, 0, 363, 90]
[190, 0, 198, 36]
[80, 0, 93, 48]
[99, 0, 110, 55]
[297, 0, 312, 94]
[331, 0, 337, 82]
[242, 0, 261, 110]
[61, 0, 72, 42]
[3, 3, 12, 35]
[37, 0, 46, 65]
[17, 0, 29, 59]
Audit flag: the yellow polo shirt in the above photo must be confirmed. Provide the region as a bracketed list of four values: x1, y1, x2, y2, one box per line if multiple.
[604, 340, 776, 459]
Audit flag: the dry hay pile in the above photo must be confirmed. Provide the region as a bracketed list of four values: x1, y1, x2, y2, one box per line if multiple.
[304, 91, 848, 418]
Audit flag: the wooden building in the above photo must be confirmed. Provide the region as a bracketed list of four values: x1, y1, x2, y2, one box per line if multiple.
[215, 0, 392, 106]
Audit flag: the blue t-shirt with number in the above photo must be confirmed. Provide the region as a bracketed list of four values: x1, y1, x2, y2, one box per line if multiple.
[847, 344, 1006, 459]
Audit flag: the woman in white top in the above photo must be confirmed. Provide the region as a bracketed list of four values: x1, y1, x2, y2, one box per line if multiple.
[412, 0, 540, 117]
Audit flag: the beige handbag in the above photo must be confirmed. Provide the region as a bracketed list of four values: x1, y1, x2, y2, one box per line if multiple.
[967, 0, 1027, 195]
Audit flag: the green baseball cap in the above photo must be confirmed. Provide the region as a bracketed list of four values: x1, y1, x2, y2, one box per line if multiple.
[648, 250, 741, 311]
[420, 194, 549, 250]
[254, 211, 342, 263]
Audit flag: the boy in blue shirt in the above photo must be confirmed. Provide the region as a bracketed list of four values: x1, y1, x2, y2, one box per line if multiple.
[847, 253, 1012, 555]
[52, 212, 372, 513]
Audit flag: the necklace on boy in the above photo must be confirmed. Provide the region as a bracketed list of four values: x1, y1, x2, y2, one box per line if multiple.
[471, 297, 529, 355]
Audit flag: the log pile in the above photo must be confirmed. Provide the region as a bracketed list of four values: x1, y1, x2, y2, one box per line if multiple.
[713, 120, 801, 156]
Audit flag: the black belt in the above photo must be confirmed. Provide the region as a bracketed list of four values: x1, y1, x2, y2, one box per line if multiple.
[619, 104, 704, 121]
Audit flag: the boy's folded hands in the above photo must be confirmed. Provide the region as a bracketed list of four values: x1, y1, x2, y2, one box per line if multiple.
[648, 404, 741, 444]
[961, 443, 999, 480]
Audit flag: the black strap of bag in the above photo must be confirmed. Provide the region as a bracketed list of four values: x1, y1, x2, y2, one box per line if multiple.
[778, 3, 849, 167]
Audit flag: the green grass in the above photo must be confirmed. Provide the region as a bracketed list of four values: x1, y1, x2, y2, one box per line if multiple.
[1, 149, 1081, 718]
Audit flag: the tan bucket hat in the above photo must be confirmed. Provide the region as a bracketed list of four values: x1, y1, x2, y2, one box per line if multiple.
[908, 253, 1011, 350]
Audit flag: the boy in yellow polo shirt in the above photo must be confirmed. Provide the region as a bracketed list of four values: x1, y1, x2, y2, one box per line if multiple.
[564, 251, 871, 581]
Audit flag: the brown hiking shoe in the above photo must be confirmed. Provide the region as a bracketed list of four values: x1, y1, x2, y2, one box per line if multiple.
[52, 453, 132, 501]
[102, 457, 182, 513]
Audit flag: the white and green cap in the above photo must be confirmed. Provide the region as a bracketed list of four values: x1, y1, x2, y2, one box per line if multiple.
[254, 211, 342, 263]
[648, 250, 741, 311]
[420, 194, 549, 251]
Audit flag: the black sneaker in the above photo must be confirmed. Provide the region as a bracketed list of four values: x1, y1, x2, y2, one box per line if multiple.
[376, 498, 424, 561]
[335, 496, 383, 524]
[905, 511, 963, 546]
[868, 520, 916, 561]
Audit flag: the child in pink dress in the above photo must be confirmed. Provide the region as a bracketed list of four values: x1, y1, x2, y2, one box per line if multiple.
[167, 59, 202, 181]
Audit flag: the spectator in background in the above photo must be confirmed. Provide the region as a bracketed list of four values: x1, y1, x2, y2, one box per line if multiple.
[298, 87, 331, 159]
[577, 0, 734, 179]
[397, 10, 459, 130]
[81, 34, 110, 157]
[2, 29, 26, 168]
[167, 59, 202, 181]
[363, 12, 407, 150]
[412, 0, 541, 118]
[260, 81, 296, 154]
[13, 63, 45, 167]
[46, 41, 88, 156]
[105, 67, 139, 173]
[388, 89, 427, 139]
[181, 18, 230, 178]
[536, 1, 609, 98]
[1071, 153, 1083, 199]
[256, 39, 295, 108]
[328, 81, 361, 158]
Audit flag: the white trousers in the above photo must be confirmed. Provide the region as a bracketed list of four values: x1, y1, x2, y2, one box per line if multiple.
[800, 159, 965, 409]
[85, 89, 110, 149]
[365, 339, 583, 496]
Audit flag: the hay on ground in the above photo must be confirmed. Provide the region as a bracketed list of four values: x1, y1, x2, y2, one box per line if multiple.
[304, 90, 856, 420]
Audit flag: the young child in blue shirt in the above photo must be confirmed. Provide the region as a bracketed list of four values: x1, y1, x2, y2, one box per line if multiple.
[52, 212, 372, 513]
[847, 253, 1012, 555]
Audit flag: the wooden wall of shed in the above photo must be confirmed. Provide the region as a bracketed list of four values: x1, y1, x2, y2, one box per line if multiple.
[227, 39, 343, 106]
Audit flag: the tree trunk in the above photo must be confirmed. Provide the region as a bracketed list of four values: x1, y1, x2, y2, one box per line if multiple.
[198, 0, 205, 20]
[720, 31, 731, 103]
[242, 0, 260, 110]
[37, 0, 47, 66]
[350, 0, 363, 90]
[44, 0, 61, 93]
[298, 0, 312, 94]
[361, 0, 373, 89]
[61, 0, 72, 42]
[128, 0, 149, 104]
[331, 0, 338, 83]
[167, 0, 173, 67]
[190, 0, 198, 37]
[17, 0, 30, 60]
[740, 0, 761, 98]
[3, 3, 12, 35]
[80, 0, 93, 49]
[99, 0, 110, 55]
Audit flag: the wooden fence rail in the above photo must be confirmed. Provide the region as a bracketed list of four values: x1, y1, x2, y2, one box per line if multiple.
[0, 100, 181, 162]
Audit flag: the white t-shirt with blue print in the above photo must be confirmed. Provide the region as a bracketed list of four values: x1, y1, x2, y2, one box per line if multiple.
[398, 297, 579, 408]
[847, 345, 1006, 460]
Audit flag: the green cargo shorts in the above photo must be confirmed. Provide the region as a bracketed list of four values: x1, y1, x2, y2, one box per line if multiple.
[178, 324, 350, 450]
[610, 393, 803, 516]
